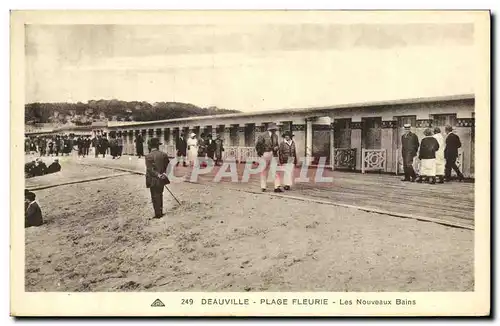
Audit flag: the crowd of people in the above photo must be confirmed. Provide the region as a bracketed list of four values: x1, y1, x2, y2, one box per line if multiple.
[401, 124, 464, 184]
[24, 133, 126, 159]
[25, 134, 92, 157]
[25, 158, 61, 178]
[173, 132, 225, 167]
[131, 132, 226, 166]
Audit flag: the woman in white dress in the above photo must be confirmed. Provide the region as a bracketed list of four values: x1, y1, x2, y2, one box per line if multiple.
[187, 132, 199, 167]
[432, 127, 445, 183]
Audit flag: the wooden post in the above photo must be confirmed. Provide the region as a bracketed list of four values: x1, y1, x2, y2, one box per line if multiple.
[306, 118, 313, 165]
[330, 119, 335, 171]
[361, 148, 366, 174]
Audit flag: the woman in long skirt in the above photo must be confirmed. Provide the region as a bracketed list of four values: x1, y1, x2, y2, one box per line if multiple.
[433, 127, 445, 183]
[187, 132, 199, 167]
[417, 128, 440, 184]
[214, 134, 224, 166]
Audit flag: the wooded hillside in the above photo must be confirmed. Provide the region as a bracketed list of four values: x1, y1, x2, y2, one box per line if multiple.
[25, 100, 240, 125]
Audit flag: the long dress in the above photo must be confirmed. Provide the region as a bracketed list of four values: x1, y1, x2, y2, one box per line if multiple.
[433, 133, 445, 176]
[214, 139, 224, 164]
[187, 137, 198, 166]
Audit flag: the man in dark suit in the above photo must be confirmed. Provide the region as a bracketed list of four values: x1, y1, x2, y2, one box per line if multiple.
[206, 134, 216, 161]
[145, 137, 171, 219]
[444, 125, 464, 181]
[135, 134, 145, 158]
[401, 123, 419, 182]
[25, 191, 43, 228]
[176, 134, 188, 167]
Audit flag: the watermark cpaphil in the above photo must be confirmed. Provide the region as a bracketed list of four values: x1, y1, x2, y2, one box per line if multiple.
[166, 157, 335, 184]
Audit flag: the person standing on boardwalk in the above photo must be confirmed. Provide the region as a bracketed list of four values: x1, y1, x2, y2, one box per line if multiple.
[109, 136, 118, 159]
[214, 134, 224, 166]
[116, 135, 123, 158]
[197, 133, 207, 157]
[25, 137, 30, 155]
[147, 138, 152, 154]
[206, 134, 216, 161]
[48, 138, 54, 156]
[401, 123, 419, 182]
[63, 136, 71, 156]
[417, 128, 440, 184]
[145, 137, 170, 219]
[77, 136, 84, 157]
[84, 136, 91, 157]
[279, 131, 297, 191]
[100, 136, 109, 158]
[256, 122, 282, 192]
[433, 127, 445, 183]
[55, 136, 62, 156]
[135, 133, 145, 158]
[444, 125, 464, 181]
[39, 137, 47, 156]
[176, 133, 188, 167]
[187, 132, 199, 167]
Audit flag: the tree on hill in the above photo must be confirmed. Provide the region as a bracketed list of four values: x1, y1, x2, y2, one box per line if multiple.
[25, 100, 240, 124]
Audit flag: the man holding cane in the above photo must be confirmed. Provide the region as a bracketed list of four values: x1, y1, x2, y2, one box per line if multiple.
[145, 137, 170, 219]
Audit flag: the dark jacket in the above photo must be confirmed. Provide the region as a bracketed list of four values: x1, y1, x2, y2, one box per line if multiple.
[100, 138, 109, 153]
[419, 136, 440, 160]
[46, 162, 61, 174]
[206, 139, 216, 156]
[135, 135, 144, 155]
[198, 138, 207, 156]
[25, 201, 43, 227]
[176, 137, 187, 154]
[444, 132, 462, 159]
[401, 132, 419, 163]
[25, 161, 47, 177]
[214, 139, 224, 159]
[256, 132, 279, 156]
[279, 140, 297, 164]
[145, 149, 170, 188]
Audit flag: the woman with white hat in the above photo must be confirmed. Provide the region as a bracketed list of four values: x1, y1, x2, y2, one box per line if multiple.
[187, 132, 199, 167]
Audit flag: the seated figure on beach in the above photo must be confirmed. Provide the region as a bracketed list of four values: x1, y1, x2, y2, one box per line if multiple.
[46, 158, 62, 174]
[25, 158, 47, 178]
[25, 191, 43, 228]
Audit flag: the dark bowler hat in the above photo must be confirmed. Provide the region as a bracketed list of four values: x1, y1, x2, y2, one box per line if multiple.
[150, 137, 162, 147]
[282, 131, 294, 137]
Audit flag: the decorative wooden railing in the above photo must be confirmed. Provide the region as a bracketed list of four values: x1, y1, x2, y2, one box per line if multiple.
[223, 146, 258, 163]
[361, 149, 387, 174]
[332, 148, 356, 170]
[164, 145, 176, 158]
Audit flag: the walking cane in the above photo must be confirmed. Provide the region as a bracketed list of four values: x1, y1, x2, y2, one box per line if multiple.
[164, 184, 182, 206]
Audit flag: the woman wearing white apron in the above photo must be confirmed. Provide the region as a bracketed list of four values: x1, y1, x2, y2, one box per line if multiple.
[432, 127, 445, 183]
[187, 132, 199, 167]
[417, 128, 440, 184]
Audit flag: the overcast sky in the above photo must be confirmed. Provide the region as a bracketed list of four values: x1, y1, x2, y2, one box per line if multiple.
[25, 23, 474, 112]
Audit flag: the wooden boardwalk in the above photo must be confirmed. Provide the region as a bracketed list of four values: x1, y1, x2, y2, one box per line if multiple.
[69, 156, 474, 229]
[194, 165, 474, 229]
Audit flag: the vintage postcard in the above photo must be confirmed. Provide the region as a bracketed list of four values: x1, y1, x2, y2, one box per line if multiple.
[11, 10, 490, 316]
